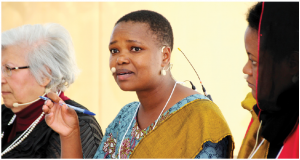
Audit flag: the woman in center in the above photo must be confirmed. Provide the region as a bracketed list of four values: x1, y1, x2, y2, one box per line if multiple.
[43, 10, 234, 158]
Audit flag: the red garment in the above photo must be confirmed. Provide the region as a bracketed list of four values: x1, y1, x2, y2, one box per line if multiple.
[7, 92, 69, 143]
[278, 124, 299, 158]
[244, 119, 299, 158]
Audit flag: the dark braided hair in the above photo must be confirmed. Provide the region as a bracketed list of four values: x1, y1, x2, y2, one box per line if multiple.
[116, 10, 174, 51]
[246, 2, 262, 30]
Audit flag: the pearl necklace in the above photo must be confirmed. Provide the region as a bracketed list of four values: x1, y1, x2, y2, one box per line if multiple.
[118, 81, 179, 159]
[1, 112, 45, 157]
[1, 114, 16, 139]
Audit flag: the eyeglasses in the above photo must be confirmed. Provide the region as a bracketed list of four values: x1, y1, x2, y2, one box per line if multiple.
[1, 64, 30, 77]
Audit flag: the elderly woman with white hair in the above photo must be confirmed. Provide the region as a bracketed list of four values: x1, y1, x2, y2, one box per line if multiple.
[1, 23, 103, 158]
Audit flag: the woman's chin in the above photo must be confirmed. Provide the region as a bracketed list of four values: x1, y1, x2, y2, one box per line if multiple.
[118, 84, 135, 91]
[3, 99, 13, 108]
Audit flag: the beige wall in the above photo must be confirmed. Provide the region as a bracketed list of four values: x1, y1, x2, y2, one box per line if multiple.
[2, 2, 256, 156]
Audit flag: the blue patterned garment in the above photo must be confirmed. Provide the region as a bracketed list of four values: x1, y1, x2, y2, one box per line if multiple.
[94, 94, 228, 159]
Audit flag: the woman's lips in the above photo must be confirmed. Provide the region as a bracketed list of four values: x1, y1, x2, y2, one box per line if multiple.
[247, 81, 255, 89]
[117, 73, 134, 81]
[1, 91, 11, 96]
[116, 69, 134, 81]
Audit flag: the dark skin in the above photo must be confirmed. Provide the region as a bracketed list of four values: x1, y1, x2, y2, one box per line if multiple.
[137, 82, 198, 129]
[42, 21, 200, 158]
[243, 26, 299, 99]
[243, 26, 258, 98]
[109, 21, 199, 129]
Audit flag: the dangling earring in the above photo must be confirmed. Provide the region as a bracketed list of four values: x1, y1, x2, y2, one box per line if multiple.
[292, 74, 299, 83]
[160, 63, 173, 76]
[161, 67, 167, 76]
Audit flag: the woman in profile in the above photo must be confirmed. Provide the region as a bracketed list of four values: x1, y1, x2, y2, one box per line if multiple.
[238, 2, 299, 158]
[1, 23, 103, 158]
[43, 10, 234, 158]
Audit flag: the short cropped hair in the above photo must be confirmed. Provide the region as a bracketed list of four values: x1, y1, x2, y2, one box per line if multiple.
[2, 23, 80, 92]
[246, 2, 262, 30]
[116, 10, 174, 51]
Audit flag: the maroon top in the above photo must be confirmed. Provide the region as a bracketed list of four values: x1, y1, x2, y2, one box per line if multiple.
[7, 92, 70, 143]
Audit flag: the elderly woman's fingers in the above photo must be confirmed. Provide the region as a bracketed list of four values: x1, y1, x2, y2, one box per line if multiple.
[42, 104, 50, 114]
[60, 100, 77, 117]
[45, 99, 54, 108]
[47, 92, 62, 103]
[42, 99, 54, 114]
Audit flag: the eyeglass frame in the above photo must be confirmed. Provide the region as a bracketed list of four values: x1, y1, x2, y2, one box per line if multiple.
[1, 64, 30, 77]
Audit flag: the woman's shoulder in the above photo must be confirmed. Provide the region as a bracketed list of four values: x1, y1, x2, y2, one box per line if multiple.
[2, 104, 14, 125]
[111, 101, 140, 121]
[173, 94, 223, 120]
[64, 99, 101, 125]
[184, 94, 209, 101]
[63, 99, 104, 158]
[115, 101, 140, 119]
[64, 99, 103, 128]
[64, 99, 88, 110]
[241, 92, 256, 111]
[2, 104, 12, 113]
[106, 101, 139, 128]
[119, 101, 140, 115]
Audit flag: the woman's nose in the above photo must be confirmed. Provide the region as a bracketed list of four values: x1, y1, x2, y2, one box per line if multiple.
[1, 74, 7, 83]
[243, 61, 252, 76]
[116, 56, 130, 65]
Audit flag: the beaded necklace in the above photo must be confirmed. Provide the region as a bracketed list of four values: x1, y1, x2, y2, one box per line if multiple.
[1, 112, 45, 156]
[1, 91, 61, 156]
[118, 82, 178, 158]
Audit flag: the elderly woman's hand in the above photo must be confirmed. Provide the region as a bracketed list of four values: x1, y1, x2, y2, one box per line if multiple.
[42, 92, 80, 137]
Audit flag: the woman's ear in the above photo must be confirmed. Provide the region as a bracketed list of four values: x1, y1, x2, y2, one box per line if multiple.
[41, 66, 52, 87]
[161, 46, 171, 67]
[42, 76, 51, 87]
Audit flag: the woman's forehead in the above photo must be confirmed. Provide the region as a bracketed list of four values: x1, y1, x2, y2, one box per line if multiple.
[2, 45, 28, 65]
[110, 22, 157, 44]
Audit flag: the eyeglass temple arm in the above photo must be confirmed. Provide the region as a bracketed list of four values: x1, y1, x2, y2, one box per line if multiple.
[11, 66, 30, 70]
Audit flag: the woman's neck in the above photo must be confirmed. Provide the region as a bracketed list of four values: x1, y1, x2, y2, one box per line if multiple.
[137, 77, 176, 112]
[135, 77, 176, 129]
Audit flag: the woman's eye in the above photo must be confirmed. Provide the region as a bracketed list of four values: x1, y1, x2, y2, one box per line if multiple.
[131, 47, 142, 52]
[250, 59, 257, 66]
[249, 56, 257, 66]
[110, 49, 119, 54]
[5, 65, 12, 71]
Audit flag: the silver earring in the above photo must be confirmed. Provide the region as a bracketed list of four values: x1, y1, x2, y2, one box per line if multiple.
[111, 67, 116, 73]
[292, 74, 299, 83]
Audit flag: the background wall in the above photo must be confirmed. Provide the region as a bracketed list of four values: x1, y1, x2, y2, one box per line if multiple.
[2, 2, 256, 156]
